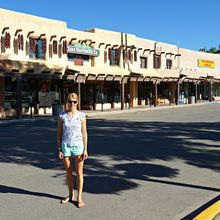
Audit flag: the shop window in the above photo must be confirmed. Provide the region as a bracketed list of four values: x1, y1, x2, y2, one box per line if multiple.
[95, 85, 110, 103]
[4, 77, 16, 111]
[38, 80, 61, 107]
[140, 57, 147, 68]
[166, 59, 172, 69]
[109, 48, 120, 66]
[114, 84, 121, 103]
[153, 54, 161, 69]
[29, 38, 46, 59]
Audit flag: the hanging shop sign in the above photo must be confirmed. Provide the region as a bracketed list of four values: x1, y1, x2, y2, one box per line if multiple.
[74, 59, 83, 66]
[67, 44, 100, 57]
[198, 59, 215, 69]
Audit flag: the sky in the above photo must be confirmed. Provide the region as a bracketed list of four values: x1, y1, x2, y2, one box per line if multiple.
[0, 0, 219, 51]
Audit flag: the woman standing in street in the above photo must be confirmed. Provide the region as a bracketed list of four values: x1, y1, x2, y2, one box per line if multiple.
[57, 93, 88, 208]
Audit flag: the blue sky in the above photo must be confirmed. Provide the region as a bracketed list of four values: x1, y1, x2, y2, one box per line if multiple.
[0, 0, 219, 51]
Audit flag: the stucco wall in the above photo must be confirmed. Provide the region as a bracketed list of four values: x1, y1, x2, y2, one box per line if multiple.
[0, 7, 220, 78]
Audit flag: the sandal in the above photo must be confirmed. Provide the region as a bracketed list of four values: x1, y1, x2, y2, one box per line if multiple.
[60, 196, 73, 204]
[78, 201, 85, 208]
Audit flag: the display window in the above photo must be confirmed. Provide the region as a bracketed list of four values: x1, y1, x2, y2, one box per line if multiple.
[38, 79, 62, 107]
[4, 77, 16, 110]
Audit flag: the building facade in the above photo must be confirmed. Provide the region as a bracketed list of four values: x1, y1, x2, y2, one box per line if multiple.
[0, 8, 220, 118]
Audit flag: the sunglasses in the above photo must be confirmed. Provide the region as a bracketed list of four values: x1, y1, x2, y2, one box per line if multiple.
[68, 100, 78, 104]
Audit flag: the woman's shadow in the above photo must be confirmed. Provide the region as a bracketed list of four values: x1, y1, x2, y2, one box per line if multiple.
[0, 184, 62, 201]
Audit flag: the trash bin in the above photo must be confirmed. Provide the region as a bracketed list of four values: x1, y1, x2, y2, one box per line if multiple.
[179, 93, 184, 104]
[52, 104, 64, 116]
[188, 96, 195, 104]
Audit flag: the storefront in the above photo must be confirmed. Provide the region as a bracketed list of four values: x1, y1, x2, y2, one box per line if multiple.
[1, 8, 220, 118]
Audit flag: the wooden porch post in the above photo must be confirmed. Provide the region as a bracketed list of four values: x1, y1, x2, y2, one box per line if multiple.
[154, 81, 158, 107]
[209, 81, 213, 102]
[195, 82, 198, 103]
[16, 75, 22, 119]
[78, 81, 81, 110]
[176, 81, 180, 105]
[121, 81, 125, 110]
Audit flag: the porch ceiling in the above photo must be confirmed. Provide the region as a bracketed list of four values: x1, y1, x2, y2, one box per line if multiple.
[0, 59, 65, 75]
[66, 64, 130, 78]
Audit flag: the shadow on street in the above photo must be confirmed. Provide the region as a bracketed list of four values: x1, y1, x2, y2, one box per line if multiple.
[0, 118, 220, 195]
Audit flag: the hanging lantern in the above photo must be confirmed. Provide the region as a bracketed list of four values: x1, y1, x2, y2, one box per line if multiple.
[59, 43, 62, 55]
[42, 39, 47, 54]
[8, 33, 11, 48]
[108, 48, 112, 60]
[49, 43, 52, 57]
[1, 36, 5, 48]
[104, 50, 107, 63]
[4, 32, 8, 48]
[62, 41, 64, 54]
[123, 49, 126, 61]
[65, 40, 67, 54]
[13, 38, 16, 50]
[30, 37, 35, 52]
[33, 38, 37, 52]
[117, 48, 121, 62]
[134, 50, 137, 61]
[128, 49, 131, 61]
[20, 35, 24, 51]
[53, 40, 57, 54]
[18, 34, 21, 50]
[62, 40, 67, 54]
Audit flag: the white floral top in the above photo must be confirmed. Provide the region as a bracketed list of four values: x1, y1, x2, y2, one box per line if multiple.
[59, 111, 86, 147]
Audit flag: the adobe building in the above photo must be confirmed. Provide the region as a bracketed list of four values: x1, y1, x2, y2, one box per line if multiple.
[0, 8, 220, 118]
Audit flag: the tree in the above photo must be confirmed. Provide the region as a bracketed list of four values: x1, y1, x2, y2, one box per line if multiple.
[200, 45, 220, 54]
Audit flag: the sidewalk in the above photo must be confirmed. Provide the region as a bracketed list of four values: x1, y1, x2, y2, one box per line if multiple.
[0, 101, 214, 126]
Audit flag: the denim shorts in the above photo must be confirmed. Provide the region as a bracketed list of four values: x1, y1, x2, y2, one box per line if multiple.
[61, 144, 84, 157]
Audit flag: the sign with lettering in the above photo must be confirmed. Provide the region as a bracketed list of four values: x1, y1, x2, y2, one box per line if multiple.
[198, 59, 215, 69]
[74, 59, 83, 66]
[68, 44, 99, 57]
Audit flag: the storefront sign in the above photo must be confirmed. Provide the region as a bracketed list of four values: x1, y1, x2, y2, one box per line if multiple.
[198, 59, 215, 68]
[67, 44, 100, 57]
[74, 59, 83, 66]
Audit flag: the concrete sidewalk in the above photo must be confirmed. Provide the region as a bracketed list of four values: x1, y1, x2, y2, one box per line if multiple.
[0, 101, 213, 126]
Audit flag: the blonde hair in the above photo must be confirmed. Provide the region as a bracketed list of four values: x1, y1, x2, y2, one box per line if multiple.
[66, 93, 78, 102]
[65, 93, 79, 111]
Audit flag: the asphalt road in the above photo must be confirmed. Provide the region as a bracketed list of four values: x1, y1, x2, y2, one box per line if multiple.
[0, 103, 220, 220]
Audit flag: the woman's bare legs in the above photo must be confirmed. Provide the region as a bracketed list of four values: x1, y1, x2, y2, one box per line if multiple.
[75, 155, 84, 207]
[62, 156, 74, 202]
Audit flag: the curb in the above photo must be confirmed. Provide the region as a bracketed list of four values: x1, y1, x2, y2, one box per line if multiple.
[85, 102, 207, 117]
[181, 194, 220, 220]
[193, 200, 220, 220]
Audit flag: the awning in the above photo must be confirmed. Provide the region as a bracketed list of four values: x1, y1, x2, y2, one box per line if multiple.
[66, 64, 130, 79]
[156, 69, 180, 78]
[130, 68, 159, 78]
[180, 69, 207, 79]
[0, 59, 66, 75]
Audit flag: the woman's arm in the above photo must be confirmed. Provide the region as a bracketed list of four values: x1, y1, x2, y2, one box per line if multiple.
[81, 117, 88, 160]
[57, 117, 63, 159]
